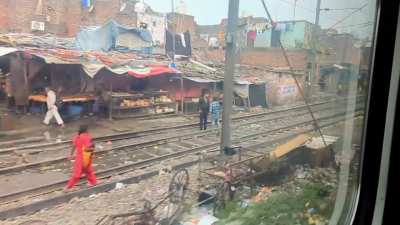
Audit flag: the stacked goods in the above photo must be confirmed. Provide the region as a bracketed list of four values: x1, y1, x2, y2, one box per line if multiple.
[155, 106, 175, 114]
[120, 99, 151, 108]
[155, 95, 173, 103]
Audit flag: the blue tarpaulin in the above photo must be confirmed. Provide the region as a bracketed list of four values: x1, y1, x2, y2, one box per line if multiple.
[81, 0, 94, 8]
[75, 20, 152, 52]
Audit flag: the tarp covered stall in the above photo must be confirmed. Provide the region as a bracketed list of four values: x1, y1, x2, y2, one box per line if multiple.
[234, 80, 268, 108]
[175, 76, 221, 114]
[75, 20, 153, 52]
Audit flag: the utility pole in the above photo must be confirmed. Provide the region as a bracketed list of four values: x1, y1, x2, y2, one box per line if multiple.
[310, 0, 321, 99]
[293, 0, 298, 20]
[221, 0, 240, 155]
[315, 0, 321, 26]
[171, 0, 176, 64]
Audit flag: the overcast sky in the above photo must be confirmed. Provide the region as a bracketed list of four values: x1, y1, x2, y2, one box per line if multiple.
[144, 0, 376, 38]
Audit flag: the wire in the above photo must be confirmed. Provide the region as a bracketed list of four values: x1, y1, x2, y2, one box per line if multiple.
[321, 7, 361, 11]
[260, 0, 329, 148]
[327, 3, 369, 30]
[335, 21, 373, 29]
[276, 0, 315, 14]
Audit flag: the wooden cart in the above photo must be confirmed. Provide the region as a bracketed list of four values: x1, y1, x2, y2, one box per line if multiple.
[96, 169, 189, 225]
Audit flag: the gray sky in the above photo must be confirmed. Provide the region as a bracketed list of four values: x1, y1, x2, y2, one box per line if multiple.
[144, 0, 376, 38]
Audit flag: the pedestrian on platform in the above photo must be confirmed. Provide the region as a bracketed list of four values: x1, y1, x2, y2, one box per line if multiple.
[66, 124, 97, 190]
[43, 87, 65, 127]
[198, 94, 210, 130]
[210, 96, 221, 127]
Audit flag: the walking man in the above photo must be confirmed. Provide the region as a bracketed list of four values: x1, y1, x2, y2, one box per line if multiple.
[43, 87, 64, 127]
[198, 94, 210, 130]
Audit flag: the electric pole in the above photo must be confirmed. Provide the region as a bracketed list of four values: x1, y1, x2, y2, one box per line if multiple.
[310, 0, 321, 99]
[221, 0, 240, 155]
[171, 0, 176, 64]
[315, 0, 321, 26]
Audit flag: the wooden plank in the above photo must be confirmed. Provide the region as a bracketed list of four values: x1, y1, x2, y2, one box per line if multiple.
[270, 134, 309, 159]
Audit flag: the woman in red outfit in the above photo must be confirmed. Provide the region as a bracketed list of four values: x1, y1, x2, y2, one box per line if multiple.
[66, 125, 97, 189]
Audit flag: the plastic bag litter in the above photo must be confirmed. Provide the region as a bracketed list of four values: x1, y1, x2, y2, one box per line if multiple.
[115, 182, 125, 190]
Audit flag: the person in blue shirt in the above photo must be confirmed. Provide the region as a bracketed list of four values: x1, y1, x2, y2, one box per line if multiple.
[210, 96, 221, 127]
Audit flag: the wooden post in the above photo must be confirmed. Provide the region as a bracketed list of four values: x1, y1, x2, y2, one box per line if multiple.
[109, 82, 113, 121]
[180, 74, 184, 114]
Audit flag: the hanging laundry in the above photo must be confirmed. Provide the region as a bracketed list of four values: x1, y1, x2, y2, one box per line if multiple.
[275, 23, 286, 31]
[81, 0, 94, 8]
[165, 30, 192, 57]
[181, 33, 186, 47]
[247, 31, 257, 41]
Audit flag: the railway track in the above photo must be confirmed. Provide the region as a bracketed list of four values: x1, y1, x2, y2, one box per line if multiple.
[0, 96, 364, 219]
[0, 96, 361, 154]
[0, 97, 363, 170]
[0, 98, 363, 208]
[0, 109, 363, 220]
[0, 99, 364, 176]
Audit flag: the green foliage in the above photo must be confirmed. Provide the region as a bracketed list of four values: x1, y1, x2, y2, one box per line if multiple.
[215, 182, 335, 225]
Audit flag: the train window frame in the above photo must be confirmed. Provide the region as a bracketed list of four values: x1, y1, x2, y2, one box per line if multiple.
[349, 1, 400, 225]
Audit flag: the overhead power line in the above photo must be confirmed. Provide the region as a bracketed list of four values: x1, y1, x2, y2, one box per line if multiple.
[327, 3, 368, 30]
[276, 0, 315, 14]
[335, 21, 373, 29]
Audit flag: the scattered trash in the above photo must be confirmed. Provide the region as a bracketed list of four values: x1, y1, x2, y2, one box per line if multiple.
[239, 199, 250, 208]
[115, 182, 125, 190]
[198, 215, 218, 225]
[307, 208, 317, 214]
[107, 141, 112, 145]
[158, 165, 172, 175]
[198, 191, 215, 206]
[89, 194, 98, 198]
[251, 186, 272, 203]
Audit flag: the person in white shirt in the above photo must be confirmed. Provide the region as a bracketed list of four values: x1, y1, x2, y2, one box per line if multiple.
[43, 87, 64, 127]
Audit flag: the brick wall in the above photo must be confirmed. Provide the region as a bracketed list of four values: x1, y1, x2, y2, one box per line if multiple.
[241, 70, 304, 106]
[0, 0, 138, 36]
[80, 0, 136, 28]
[0, 1, 10, 32]
[239, 48, 310, 71]
[168, 13, 196, 35]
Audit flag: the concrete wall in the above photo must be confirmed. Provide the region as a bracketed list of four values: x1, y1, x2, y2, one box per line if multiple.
[138, 13, 166, 46]
[167, 13, 196, 35]
[240, 71, 304, 106]
[254, 30, 272, 48]
[279, 21, 306, 49]
[252, 21, 313, 49]
[0, 1, 10, 32]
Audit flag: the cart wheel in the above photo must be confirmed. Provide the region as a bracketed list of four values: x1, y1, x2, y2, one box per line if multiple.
[213, 182, 234, 215]
[169, 169, 189, 204]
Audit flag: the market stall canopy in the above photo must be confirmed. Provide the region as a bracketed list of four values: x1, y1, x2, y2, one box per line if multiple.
[75, 20, 153, 52]
[0, 47, 18, 57]
[184, 76, 219, 83]
[127, 66, 179, 78]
